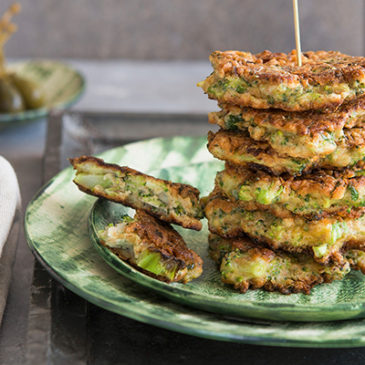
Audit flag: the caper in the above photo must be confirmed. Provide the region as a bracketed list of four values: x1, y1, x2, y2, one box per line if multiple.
[0, 77, 24, 113]
[8, 73, 46, 109]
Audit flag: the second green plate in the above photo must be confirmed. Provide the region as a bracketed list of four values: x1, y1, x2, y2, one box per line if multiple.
[89, 161, 365, 322]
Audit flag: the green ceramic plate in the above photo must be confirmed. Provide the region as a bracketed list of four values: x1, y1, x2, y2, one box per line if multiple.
[24, 136, 365, 347]
[88, 167, 365, 323]
[0, 60, 85, 123]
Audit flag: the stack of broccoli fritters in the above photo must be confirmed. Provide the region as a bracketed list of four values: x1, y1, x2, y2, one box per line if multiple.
[199, 50, 365, 294]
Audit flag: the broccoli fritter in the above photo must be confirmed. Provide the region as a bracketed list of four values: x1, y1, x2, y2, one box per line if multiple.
[208, 234, 365, 294]
[208, 234, 353, 294]
[216, 163, 365, 219]
[208, 129, 365, 176]
[204, 194, 365, 263]
[198, 50, 365, 111]
[71, 156, 203, 230]
[98, 210, 203, 283]
[209, 98, 365, 159]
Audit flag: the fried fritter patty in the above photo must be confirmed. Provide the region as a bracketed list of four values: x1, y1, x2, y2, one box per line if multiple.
[216, 164, 365, 219]
[204, 194, 365, 263]
[208, 129, 365, 176]
[71, 156, 203, 230]
[208, 234, 365, 295]
[209, 98, 365, 158]
[98, 210, 203, 283]
[209, 234, 351, 294]
[198, 50, 365, 111]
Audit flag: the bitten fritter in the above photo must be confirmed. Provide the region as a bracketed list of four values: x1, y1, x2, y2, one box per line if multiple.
[71, 156, 203, 230]
[204, 194, 365, 264]
[208, 234, 365, 295]
[216, 163, 365, 219]
[209, 97, 365, 159]
[98, 210, 203, 283]
[207, 129, 365, 176]
[198, 50, 365, 111]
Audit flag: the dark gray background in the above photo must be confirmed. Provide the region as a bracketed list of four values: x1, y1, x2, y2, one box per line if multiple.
[2, 0, 364, 59]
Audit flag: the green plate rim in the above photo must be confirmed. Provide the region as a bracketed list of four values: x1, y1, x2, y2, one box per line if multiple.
[23, 136, 365, 347]
[88, 182, 365, 323]
[24, 177, 365, 348]
[0, 60, 86, 123]
[27, 237, 365, 349]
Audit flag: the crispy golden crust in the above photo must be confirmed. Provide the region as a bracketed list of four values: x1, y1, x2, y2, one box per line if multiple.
[208, 233, 256, 263]
[128, 210, 200, 264]
[209, 107, 344, 159]
[226, 162, 365, 197]
[199, 50, 365, 111]
[207, 129, 309, 176]
[71, 155, 201, 197]
[219, 97, 365, 132]
[212, 50, 365, 86]
[104, 210, 203, 283]
[210, 104, 346, 136]
[203, 193, 365, 264]
[216, 163, 365, 219]
[208, 234, 363, 295]
[70, 156, 202, 230]
[133, 210, 201, 271]
[207, 129, 365, 176]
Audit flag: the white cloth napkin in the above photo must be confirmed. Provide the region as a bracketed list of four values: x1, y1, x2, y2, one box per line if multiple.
[0, 156, 21, 257]
[0, 156, 21, 325]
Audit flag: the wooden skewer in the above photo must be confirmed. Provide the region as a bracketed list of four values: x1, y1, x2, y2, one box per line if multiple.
[292, 0, 302, 67]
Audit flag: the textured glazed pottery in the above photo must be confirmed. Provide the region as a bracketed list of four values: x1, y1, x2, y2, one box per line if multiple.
[25, 136, 365, 347]
[0, 60, 85, 123]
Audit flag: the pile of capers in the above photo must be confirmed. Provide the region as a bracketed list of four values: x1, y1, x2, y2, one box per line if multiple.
[0, 3, 46, 113]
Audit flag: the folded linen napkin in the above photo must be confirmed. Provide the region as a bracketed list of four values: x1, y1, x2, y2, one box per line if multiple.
[0, 156, 21, 325]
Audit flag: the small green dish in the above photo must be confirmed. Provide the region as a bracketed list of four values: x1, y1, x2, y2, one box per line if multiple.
[0, 60, 85, 123]
[88, 166, 365, 323]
